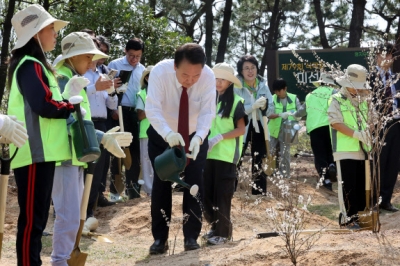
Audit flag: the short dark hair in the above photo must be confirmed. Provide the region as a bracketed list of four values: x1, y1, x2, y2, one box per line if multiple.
[80, 29, 95, 37]
[91, 37, 100, 49]
[174, 43, 206, 68]
[96, 35, 110, 53]
[237, 55, 259, 78]
[126, 38, 144, 52]
[377, 42, 397, 55]
[272, 78, 287, 91]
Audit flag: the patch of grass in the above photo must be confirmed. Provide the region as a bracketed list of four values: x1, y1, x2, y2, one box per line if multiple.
[308, 204, 340, 221]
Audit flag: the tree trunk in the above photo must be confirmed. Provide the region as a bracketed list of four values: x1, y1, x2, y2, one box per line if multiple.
[42, 0, 50, 10]
[0, 0, 17, 103]
[215, 0, 233, 64]
[204, 0, 213, 66]
[313, 0, 331, 49]
[348, 0, 366, 48]
[149, 0, 156, 16]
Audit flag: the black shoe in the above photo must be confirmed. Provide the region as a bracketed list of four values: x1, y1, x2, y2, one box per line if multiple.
[126, 186, 141, 199]
[379, 203, 399, 212]
[97, 194, 116, 207]
[328, 164, 337, 182]
[184, 238, 200, 251]
[323, 182, 333, 191]
[149, 239, 168, 255]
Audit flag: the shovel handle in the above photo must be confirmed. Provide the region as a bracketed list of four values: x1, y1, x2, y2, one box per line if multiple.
[118, 106, 124, 133]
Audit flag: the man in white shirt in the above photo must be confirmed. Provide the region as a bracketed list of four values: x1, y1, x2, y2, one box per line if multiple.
[145, 43, 216, 254]
[108, 38, 145, 199]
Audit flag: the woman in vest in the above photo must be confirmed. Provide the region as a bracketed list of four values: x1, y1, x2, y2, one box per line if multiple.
[234, 55, 274, 195]
[268, 78, 303, 178]
[7, 5, 76, 265]
[136, 65, 154, 196]
[203, 63, 248, 245]
[51, 32, 132, 265]
[327, 64, 370, 229]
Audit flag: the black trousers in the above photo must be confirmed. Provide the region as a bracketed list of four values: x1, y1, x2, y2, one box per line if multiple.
[379, 121, 400, 205]
[203, 159, 236, 238]
[87, 120, 109, 217]
[14, 162, 55, 266]
[110, 107, 140, 193]
[339, 159, 366, 221]
[309, 126, 334, 179]
[147, 125, 208, 241]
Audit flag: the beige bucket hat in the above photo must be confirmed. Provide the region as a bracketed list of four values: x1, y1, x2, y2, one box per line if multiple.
[55, 32, 108, 69]
[140, 65, 154, 87]
[335, 64, 369, 90]
[11, 4, 69, 51]
[311, 73, 336, 87]
[212, 62, 242, 88]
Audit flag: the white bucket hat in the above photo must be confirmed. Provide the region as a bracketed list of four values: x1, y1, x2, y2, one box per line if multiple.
[140, 65, 154, 87]
[11, 4, 69, 51]
[335, 64, 369, 90]
[55, 32, 108, 69]
[312, 73, 336, 87]
[212, 62, 242, 88]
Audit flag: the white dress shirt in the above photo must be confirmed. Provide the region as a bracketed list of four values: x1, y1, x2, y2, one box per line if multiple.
[145, 59, 216, 141]
[108, 56, 145, 108]
[84, 68, 118, 118]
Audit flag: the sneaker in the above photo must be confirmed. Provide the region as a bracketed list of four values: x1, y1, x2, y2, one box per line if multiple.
[207, 236, 228, 245]
[202, 229, 215, 240]
[109, 192, 123, 203]
[84, 217, 99, 232]
[323, 180, 333, 191]
[98, 194, 116, 207]
[328, 164, 337, 182]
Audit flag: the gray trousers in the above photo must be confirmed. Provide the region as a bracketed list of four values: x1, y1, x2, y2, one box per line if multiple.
[51, 165, 84, 266]
[270, 137, 291, 178]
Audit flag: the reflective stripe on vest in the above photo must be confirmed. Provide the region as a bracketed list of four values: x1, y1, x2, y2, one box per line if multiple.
[305, 86, 334, 133]
[8, 56, 71, 169]
[207, 94, 244, 164]
[328, 93, 370, 152]
[268, 92, 297, 138]
[137, 89, 150, 139]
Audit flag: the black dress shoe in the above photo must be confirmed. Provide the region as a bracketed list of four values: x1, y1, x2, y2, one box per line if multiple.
[184, 238, 200, 251]
[97, 194, 116, 207]
[149, 239, 168, 255]
[380, 203, 399, 212]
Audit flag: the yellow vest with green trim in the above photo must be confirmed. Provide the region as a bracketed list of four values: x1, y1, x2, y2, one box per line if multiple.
[8, 56, 71, 169]
[328, 93, 370, 152]
[268, 93, 297, 138]
[137, 89, 150, 139]
[56, 65, 92, 167]
[207, 94, 244, 164]
[305, 86, 334, 133]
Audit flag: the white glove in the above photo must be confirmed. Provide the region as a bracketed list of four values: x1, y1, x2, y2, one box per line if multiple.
[101, 126, 133, 158]
[0, 115, 28, 148]
[116, 83, 128, 94]
[165, 131, 185, 147]
[252, 96, 266, 110]
[100, 74, 115, 94]
[353, 130, 371, 145]
[62, 76, 90, 100]
[186, 135, 202, 161]
[208, 134, 223, 152]
[279, 112, 290, 119]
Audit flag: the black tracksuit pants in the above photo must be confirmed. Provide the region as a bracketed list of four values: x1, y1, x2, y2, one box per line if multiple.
[14, 162, 55, 266]
[309, 126, 335, 179]
[203, 159, 236, 238]
[147, 125, 208, 241]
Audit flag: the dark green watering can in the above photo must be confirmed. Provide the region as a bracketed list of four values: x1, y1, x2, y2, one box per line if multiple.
[154, 146, 199, 196]
[69, 96, 101, 163]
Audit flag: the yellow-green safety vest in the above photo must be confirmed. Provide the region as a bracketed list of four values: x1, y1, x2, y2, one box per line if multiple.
[56, 65, 92, 167]
[268, 92, 297, 138]
[137, 89, 150, 139]
[207, 94, 244, 165]
[305, 86, 335, 134]
[8, 56, 71, 169]
[328, 93, 370, 152]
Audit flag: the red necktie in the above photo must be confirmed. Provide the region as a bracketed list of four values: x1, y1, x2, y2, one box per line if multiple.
[178, 86, 189, 154]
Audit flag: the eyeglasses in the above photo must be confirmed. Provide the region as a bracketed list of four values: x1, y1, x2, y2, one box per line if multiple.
[128, 55, 141, 60]
[242, 66, 256, 72]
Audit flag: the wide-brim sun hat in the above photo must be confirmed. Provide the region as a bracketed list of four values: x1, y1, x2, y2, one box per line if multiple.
[55, 32, 108, 69]
[312, 73, 336, 87]
[140, 65, 154, 87]
[212, 62, 242, 88]
[335, 64, 369, 90]
[11, 4, 69, 51]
